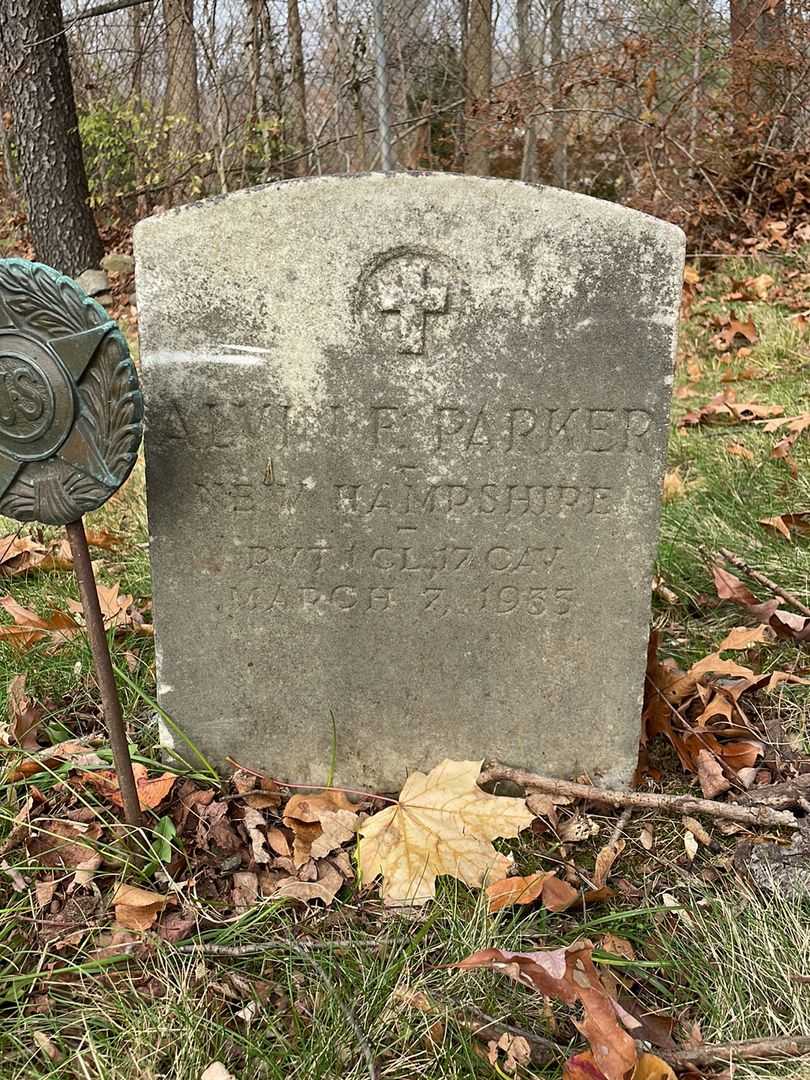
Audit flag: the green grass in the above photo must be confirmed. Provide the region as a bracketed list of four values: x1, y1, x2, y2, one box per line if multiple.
[1, 254, 810, 1078]
[658, 254, 810, 686]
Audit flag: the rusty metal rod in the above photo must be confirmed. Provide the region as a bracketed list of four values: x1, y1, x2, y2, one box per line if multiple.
[66, 518, 143, 830]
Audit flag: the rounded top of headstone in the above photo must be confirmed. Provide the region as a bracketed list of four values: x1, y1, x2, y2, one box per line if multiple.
[0, 258, 143, 525]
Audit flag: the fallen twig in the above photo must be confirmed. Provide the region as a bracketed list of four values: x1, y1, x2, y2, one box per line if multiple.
[718, 547, 810, 618]
[666, 1034, 810, 1067]
[174, 937, 393, 957]
[393, 987, 561, 1064]
[607, 806, 633, 847]
[289, 939, 379, 1080]
[480, 764, 799, 830]
[735, 773, 810, 810]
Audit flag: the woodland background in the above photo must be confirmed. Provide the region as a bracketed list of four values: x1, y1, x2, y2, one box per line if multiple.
[2, 0, 810, 265]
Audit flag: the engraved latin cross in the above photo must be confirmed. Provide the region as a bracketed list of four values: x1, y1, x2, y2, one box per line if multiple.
[378, 261, 448, 355]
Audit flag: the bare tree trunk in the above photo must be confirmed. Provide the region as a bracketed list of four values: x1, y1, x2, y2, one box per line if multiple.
[351, 25, 368, 170]
[131, 2, 149, 214]
[287, 0, 309, 175]
[0, 0, 103, 275]
[0, 104, 17, 198]
[729, 0, 789, 134]
[688, 0, 704, 171]
[259, 0, 285, 174]
[244, 0, 264, 183]
[549, 0, 567, 187]
[517, 0, 537, 182]
[327, 0, 351, 171]
[452, 0, 468, 170]
[464, 0, 492, 175]
[162, 0, 201, 198]
[199, 0, 229, 193]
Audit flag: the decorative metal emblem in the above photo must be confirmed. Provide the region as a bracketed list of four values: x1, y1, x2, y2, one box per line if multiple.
[0, 259, 143, 525]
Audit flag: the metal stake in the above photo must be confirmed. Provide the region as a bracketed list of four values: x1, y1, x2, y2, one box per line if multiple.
[66, 518, 144, 831]
[372, 0, 395, 171]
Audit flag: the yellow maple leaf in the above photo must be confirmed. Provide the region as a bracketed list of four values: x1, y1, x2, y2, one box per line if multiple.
[357, 759, 535, 905]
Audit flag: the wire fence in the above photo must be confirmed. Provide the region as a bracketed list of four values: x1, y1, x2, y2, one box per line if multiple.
[23, 1, 810, 240]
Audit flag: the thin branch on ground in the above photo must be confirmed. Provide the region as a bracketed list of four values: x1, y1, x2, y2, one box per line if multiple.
[173, 937, 394, 956]
[717, 547, 810, 618]
[479, 764, 799, 830]
[736, 773, 810, 810]
[667, 1035, 810, 1067]
[287, 939, 380, 1080]
[393, 988, 561, 1065]
[607, 806, 633, 847]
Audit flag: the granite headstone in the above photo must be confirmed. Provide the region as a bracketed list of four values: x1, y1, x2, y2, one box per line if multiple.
[134, 173, 684, 789]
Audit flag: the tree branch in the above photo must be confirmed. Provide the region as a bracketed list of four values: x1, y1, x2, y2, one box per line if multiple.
[479, 764, 799, 831]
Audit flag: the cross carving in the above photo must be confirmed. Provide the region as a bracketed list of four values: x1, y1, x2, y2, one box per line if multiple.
[378, 262, 448, 354]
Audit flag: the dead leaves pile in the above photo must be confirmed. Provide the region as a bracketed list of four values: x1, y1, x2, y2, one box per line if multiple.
[675, 262, 810, 473]
[0, 529, 121, 579]
[455, 941, 676, 1080]
[0, 583, 152, 652]
[678, 389, 783, 429]
[712, 562, 810, 643]
[643, 606, 807, 795]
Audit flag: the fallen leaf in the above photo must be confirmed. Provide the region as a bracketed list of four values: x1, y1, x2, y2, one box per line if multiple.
[266, 826, 291, 857]
[5, 737, 105, 782]
[232, 871, 259, 912]
[727, 442, 755, 461]
[696, 750, 731, 798]
[679, 392, 781, 428]
[241, 806, 272, 865]
[32, 1031, 62, 1063]
[560, 813, 598, 843]
[232, 768, 282, 810]
[593, 839, 625, 888]
[84, 529, 124, 550]
[283, 789, 359, 866]
[112, 883, 170, 931]
[358, 759, 534, 905]
[81, 763, 177, 812]
[715, 318, 758, 350]
[273, 861, 345, 905]
[27, 819, 102, 870]
[746, 273, 774, 300]
[662, 470, 685, 502]
[35, 879, 57, 908]
[0, 596, 80, 651]
[684, 830, 699, 861]
[633, 1052, 677, 1080]
[68, 582, 152, 636]
[759, 512, 810, 541]
[200, 1065, 238, 1080]
[455, 941, 637, 1080]
[712, 566, 810, 642]
[3, 673, 42, 750]
[717, 625, 772, 650]
[487, 1032, 532, 1073]
[486, 870, 578, 913]
[542, 873, 580, 912]
[563, 1051, 607, 1080]
[600, 934, 635, 960]
[688, 653, 756, 680]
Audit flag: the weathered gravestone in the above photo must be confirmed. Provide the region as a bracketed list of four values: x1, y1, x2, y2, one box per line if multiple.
[135, 173, 684, 789]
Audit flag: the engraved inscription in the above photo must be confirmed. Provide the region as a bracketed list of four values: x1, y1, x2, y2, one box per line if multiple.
[159, 397, 654, 457]
[356, 247, 457, 355]
[0, 355, 50, 438]
[378, 261, 448, 354]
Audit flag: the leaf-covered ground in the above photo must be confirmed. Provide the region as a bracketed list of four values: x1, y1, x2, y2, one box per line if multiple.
[1, 253, 810, 1080]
